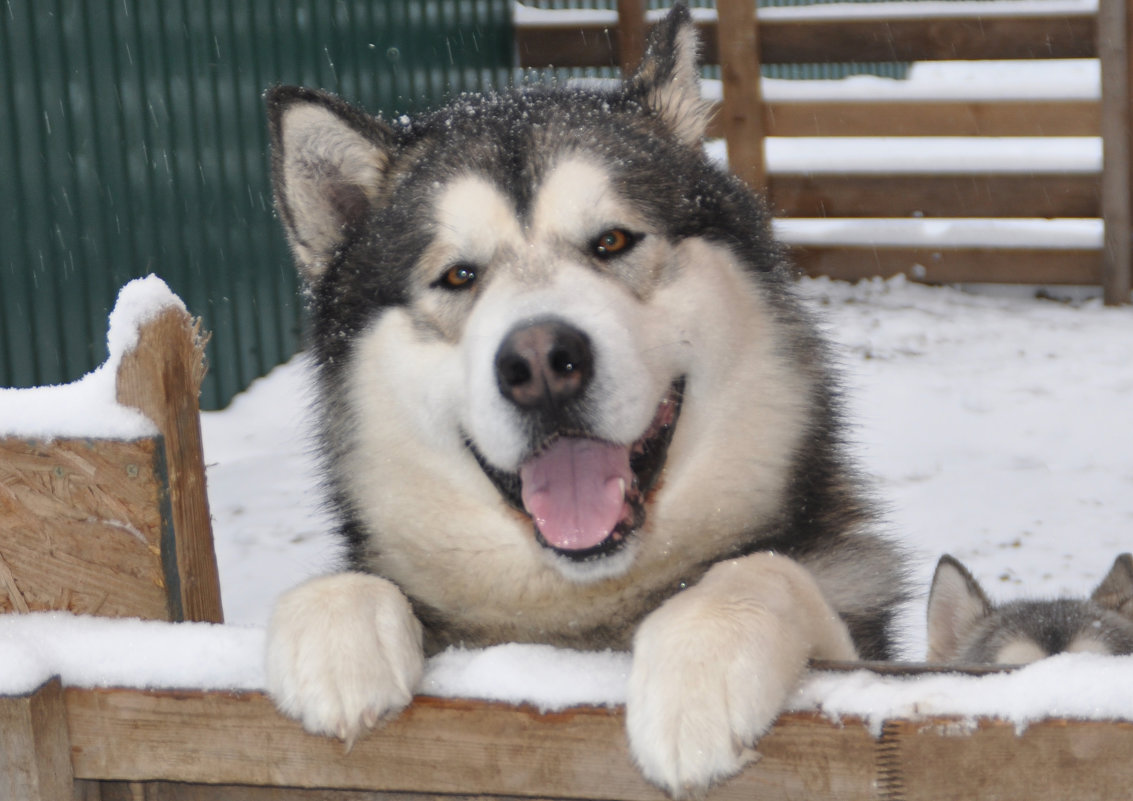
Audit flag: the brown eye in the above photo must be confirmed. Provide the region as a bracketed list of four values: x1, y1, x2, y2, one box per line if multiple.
[593, 228, 638, 258]
[438, 264, 477, 290]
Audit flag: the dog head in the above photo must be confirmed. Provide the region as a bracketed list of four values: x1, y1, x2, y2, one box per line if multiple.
[927, 553, 1133, 664]
[267, 7, 823, 596]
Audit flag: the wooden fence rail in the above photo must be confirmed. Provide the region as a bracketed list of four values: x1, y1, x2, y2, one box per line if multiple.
[4, 676, 1133, 800]
[515, 0, 1132, 303]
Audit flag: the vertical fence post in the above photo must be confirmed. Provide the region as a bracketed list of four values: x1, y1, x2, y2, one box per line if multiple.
[716, 0, 767, 193]
[617, 0, 647, 77]
[1100, 0, 1133, 304]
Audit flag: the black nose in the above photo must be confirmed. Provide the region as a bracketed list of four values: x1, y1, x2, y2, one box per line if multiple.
[495, 319, 593, 410]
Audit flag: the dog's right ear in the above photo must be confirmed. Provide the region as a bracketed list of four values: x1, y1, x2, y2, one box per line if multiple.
[1091, 553, 1133, 618]
[267, 86, 395, 282]
[926, 555, 993, 663]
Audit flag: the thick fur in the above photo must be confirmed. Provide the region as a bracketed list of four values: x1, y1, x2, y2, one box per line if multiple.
[927, 553, 1133, 664]
[265, 6, 906, 797]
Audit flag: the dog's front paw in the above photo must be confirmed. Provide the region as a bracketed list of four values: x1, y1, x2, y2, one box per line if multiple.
[265, 572, 424, 743]
[625, 555, 855, 798]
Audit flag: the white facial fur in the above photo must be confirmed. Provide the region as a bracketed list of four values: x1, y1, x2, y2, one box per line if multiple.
[337, 155, 810, 599]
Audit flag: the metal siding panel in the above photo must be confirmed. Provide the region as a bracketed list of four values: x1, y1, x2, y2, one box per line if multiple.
[1, 0, 511, 408]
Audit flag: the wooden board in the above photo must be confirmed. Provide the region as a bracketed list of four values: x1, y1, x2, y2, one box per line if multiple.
[768, 173, 1101, 220]
[516, 12, 1096, 69]
[0, 437, 180, 620]
[790, 246, 1102, 286]
[56, 686, 1133, 801]
[701, 99, 1100, 140]
[0, 679, 74, 801]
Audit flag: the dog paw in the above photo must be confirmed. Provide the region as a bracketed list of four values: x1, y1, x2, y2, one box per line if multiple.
[265, 572, 424, 743]
[625, 555, 854, 798]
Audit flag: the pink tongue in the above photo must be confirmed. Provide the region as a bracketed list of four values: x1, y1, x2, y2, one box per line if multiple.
[519, 438, 632, 551]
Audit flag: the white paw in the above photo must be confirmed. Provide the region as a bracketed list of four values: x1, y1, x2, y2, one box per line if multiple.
[265, 572, 424, 743]
[625, 556, 855, 798]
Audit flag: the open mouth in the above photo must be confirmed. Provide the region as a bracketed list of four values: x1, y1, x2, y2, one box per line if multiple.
[471, 379, 685, 562]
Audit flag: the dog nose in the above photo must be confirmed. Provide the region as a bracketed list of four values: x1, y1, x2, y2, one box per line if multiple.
[495, 319, 593, 409]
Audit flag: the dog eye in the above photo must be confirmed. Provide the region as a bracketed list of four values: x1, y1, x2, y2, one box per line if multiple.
[436, 264, 478, 290]
[592, 228, 639, 258]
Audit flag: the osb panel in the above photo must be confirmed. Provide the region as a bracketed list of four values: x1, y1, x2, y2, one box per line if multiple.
[0, 437, 176, 620]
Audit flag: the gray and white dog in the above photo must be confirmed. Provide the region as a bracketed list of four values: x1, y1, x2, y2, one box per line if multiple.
[927, 553, 1133, 664]
[264, 5, 906, 796]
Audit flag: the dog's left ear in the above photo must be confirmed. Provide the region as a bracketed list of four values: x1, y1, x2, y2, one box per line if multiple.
[626, 4, 712, 147]
[1092, 553, 1133, 618]
[926, 555, 993, 663]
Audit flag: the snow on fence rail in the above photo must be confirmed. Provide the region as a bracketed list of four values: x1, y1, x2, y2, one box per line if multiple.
[515, 0, 1132, 303]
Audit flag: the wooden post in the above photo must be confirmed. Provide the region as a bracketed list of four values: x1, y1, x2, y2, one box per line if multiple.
[116, 307, 223, 623]
[1099, 0, 1133, 304]
[0, 679, 75, 801]
[617, 0, 647, 77]
[716, 0, 767, 193]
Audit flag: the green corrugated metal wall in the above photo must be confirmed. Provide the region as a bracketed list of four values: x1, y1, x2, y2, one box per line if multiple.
[0, 1, 512, 409]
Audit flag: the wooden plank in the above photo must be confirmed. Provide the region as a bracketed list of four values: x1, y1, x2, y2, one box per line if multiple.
[1099, 0, 1133, 305]
[768, 173, 1101, 219]
[885, 717, 1133, 800]
[64, 688, 880, 801]
[717, 0, 766, 191]
[516, 13, 1097, 69]
[751, 99, 1101, 138]
[790, 246, 1103, 285]
[0, 678, 75, 801]
[0, 437, 178, 620]
[616, 0, 647, 77]
[116, 307, 222, 623]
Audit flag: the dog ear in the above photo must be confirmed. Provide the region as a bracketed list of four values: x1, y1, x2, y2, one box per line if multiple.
[267, 86, 394, 281]
[926, 555, 993, 663]
[1091, 553, 1133, 618]
[626, 4, 712, 147]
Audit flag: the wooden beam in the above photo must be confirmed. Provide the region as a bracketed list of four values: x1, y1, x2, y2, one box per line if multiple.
[716, 1, 766, 191]
[116, 307, 223, 623]
[0, 679, 74, 801]
[64, 688, 877, 801]
[790, 246, 1103, 285]
[1099, 0, 1133, 304]
[768, 173, 1101, 219]
[57, 686, 1133, 800]
[516, 13, 1097, 69]
[616, 0, 646, 77]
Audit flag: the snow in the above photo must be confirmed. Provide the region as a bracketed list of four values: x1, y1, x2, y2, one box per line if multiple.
[0, 275, 182, 440]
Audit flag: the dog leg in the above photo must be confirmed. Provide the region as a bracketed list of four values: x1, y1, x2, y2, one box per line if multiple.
[265, 572, 424, 744]
[626, 552, 856, 798]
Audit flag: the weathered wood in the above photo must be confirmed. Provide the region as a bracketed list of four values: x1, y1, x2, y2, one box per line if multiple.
[791, 246, 1102, 286]
[0, 678, 75, 801]
[717, 0, 766, 191]
[1099, 0, 1133, 305]
[616, 0, 646, 77]
[753, 98, 1101, 138]
[516, 12, 1097, 69]
[58, 685, 1133, 800]
[884, 717, 1133, 800]
[768, 173, 1101, 219]
[64, 688, 879, 801]
[116, 307, 222, 623]
[0, 437, 179, 620]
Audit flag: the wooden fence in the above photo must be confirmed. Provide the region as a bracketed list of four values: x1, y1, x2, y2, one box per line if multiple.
[516, 0, 1133, 304]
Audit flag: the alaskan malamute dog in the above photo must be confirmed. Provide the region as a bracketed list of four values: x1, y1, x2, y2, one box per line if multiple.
[264, 6, 906, 796]
[927, 553, 1133, 665]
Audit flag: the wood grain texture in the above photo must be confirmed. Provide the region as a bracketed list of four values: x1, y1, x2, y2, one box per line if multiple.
[116, 307, 222, 623]
[0, 437, 176, 620]
[0, 679, 75, 801]
[58, 686, 1133, 801]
